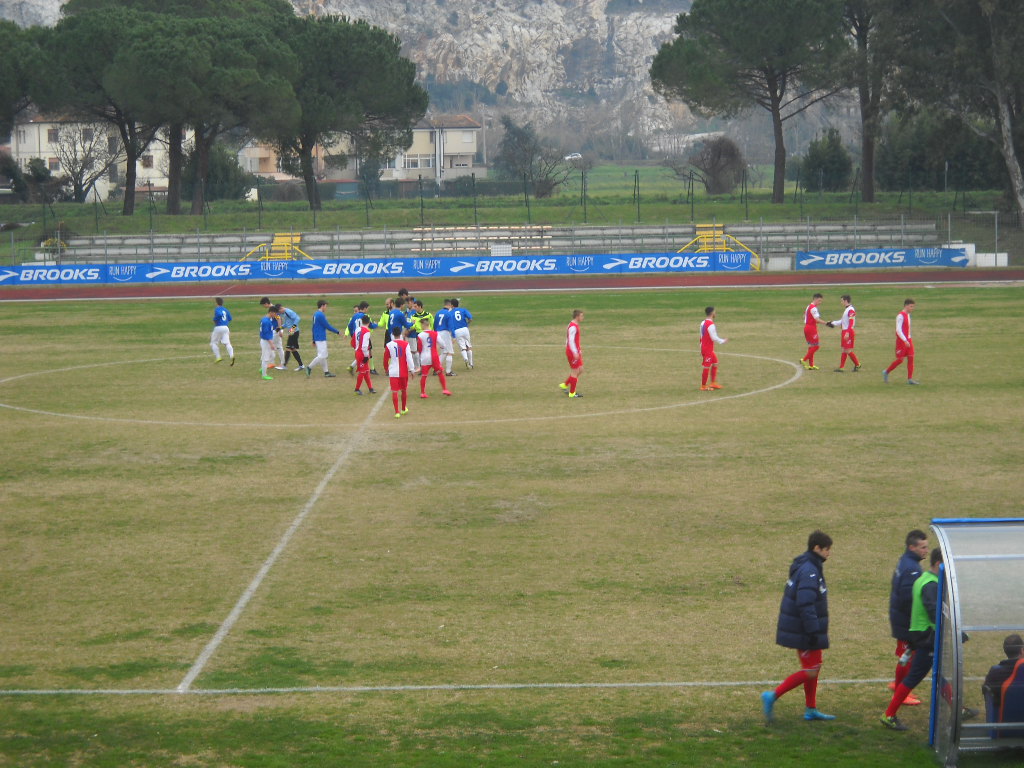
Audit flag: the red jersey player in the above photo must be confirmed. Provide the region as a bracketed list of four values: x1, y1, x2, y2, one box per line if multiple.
[883, 299, 919, 385]
[353, 316, 375, 395]
[417, 326, 452, 398]
[700, 306, 728, 391]
[828, 294, 861, 372]
[383, 333, 415, 418]
[560, 309, 584, 398]
[801, 293, 827, 370]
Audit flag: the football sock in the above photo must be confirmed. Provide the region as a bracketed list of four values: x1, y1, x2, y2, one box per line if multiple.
[392, 393, 400, 414]
[468, 349, 474, 366]
[420, 375, 428, 395]
[292, 351, 303, 366]
[401, 391, 408, 410]
[225, 342, 234, 359]
[701, 368, 710, 387]
[886, 360, 902, 374]
[885, 683, 914, 718]
[840, 353, 848, 368]
[439, 371, 448, 389]
[711, 365, 718, 383]
[850, 352, 860, 366]
[803, 677, 818, 709]
[808, 346, 818, 365]
[894, 659, 911, 688]
[775, 670, 809, 699]
[906, 359, 914, 378]
[568, 376, 578, 395]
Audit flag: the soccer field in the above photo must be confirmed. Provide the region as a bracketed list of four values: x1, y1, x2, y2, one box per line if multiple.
[1, 284, 1021, 767]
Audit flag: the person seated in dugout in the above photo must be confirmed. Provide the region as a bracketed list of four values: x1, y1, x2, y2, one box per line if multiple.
[984, 633, 1024, 739]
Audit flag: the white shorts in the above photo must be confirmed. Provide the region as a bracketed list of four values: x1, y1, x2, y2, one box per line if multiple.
[260, 338, 276, 364]
[438, 330, 454, 355]
[454, 327, 471, 350]
[211, 326, 231, 346]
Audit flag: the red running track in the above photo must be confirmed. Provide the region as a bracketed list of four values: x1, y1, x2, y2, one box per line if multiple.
[1, 268, 1022, 301]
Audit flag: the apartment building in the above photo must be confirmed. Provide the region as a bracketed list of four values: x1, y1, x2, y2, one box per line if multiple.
[10, 112, 176, 200]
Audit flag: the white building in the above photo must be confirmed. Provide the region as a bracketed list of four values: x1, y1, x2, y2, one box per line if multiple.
[10, 111, 179, 201]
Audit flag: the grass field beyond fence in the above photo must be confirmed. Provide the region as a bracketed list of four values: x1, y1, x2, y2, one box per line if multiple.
[1, 284, 1022, 767]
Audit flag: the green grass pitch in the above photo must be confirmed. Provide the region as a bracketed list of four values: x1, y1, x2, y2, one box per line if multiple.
[0, 283, 1021, 767]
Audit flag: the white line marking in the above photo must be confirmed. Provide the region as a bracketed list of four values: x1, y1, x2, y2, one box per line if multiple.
[407, 353, 803, 426]
[0, 352, 801, 428]
[175, 393, 388, 693]
[6, 675, 986, 697]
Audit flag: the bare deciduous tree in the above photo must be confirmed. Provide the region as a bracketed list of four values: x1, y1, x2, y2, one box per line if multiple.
[53, 122, 124, 202]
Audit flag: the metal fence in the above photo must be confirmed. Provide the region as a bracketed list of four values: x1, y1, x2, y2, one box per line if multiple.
[8, 213, 1020, 266]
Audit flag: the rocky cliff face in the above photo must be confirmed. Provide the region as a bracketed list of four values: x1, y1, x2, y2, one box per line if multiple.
[0, 0, 60, 26]
[296, 0, 688, 136]
[2, 0, 692, 140]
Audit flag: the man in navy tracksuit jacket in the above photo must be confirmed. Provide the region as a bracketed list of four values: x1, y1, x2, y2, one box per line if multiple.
[761, 530, 836, 723]
[888, 529, 929, 705]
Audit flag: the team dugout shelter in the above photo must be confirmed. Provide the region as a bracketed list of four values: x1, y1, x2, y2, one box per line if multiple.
[929, 518, 1024, 766]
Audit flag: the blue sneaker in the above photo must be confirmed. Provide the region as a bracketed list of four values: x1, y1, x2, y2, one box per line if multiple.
[761, 690, 776, 722]
[804, 708, 836, 721]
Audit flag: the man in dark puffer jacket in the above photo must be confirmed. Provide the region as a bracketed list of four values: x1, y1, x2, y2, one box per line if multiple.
[761, 530, 836, 723]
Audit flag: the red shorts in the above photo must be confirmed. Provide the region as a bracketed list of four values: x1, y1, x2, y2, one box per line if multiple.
[389, 376, 408, 392]
[798, 648, 823, 670]
[841, 330, 855, 350]
[804, 326, 819, 345]
[895, 341, 914, 359]
[702, 351, 718, 367]
[566, 350, 583, 370]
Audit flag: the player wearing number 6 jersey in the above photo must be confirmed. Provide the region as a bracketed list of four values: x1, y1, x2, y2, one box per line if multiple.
[884, 299, 919, 384]
[829, 295, 861, 372]
[560, 309, 584, 397]
[699, 306, 728, 391]
[450, 298, 474, 369]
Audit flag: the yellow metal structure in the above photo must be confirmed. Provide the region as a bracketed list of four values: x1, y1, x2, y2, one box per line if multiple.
[241, 232, 310, 261]
[677, 224, 761, 270]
